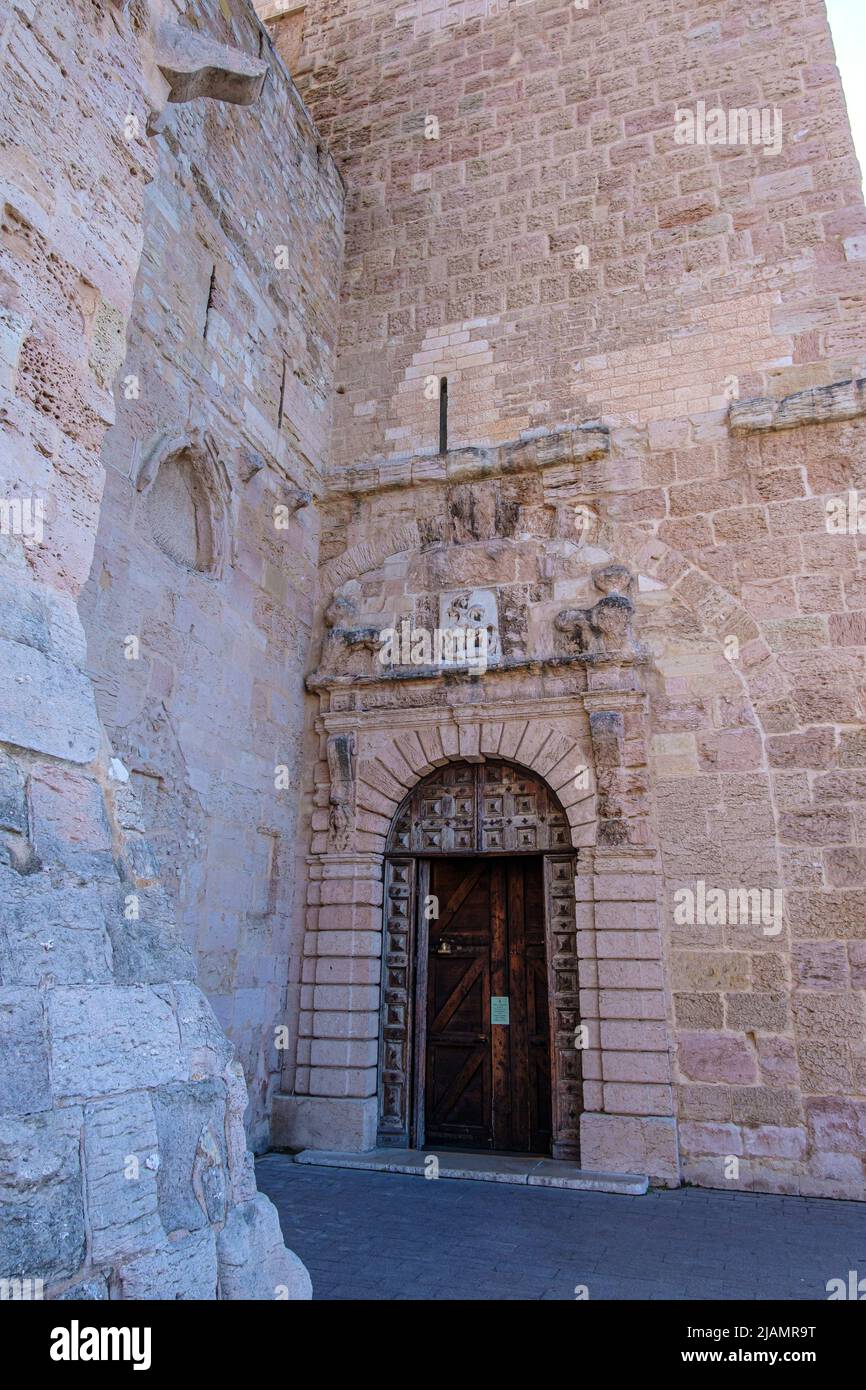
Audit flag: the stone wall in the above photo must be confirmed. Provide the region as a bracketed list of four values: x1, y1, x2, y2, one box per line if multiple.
[0, 0, 309, 1298]
[296, 0, 866, 463]
[79, 0, 344, 1147]
[276, 0, 866, 1197]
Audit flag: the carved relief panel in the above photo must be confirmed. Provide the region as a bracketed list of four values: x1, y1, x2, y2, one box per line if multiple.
[377, 857, 417, 1142]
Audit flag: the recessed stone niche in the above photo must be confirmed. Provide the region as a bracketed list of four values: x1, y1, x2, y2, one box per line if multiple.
[145, 444, 230, 578]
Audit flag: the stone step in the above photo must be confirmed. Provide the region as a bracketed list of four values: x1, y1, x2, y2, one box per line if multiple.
[292, 1147, 648, 1194]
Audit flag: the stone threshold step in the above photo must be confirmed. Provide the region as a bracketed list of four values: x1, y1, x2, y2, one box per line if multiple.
[293, 1147, 648, 1194]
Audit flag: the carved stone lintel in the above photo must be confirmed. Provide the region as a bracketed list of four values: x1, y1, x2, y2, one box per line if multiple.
[326, 732, 357, 851]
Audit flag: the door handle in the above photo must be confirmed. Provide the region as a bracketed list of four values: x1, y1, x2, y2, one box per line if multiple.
[476, 1034, 488, 1043]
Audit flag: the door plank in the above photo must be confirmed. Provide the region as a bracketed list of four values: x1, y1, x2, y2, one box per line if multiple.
[428, 954, 484, 1035]
[431, 860, 488, 937]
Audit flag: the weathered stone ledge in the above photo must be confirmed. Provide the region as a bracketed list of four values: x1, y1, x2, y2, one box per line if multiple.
[323, 423, 611, 498]
[306, 648, 646, 692]
[729, 376, 866, 432]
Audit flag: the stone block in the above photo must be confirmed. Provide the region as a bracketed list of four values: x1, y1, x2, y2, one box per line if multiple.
[0, 636, 100, 763]
[83, 1092, 162, 1262]
[677, 1031, 757, 1084]
[756, 1035, 799, 1086]
[116, 1228, 218, 1301]
[217, 1193, 311, 1300]
[792, 941, 849, 990]
[792, 991, 863, 1039]
[29, 763, 113, 876]
[173, 982, 235, 1081]
[48, 985, 184, 1097]
[579, 1112, 680, 1186]
[0, 751, 27, 833]
[730, 1086, 802, 1127]
[0, 988, 50, 1115]
[151, 1080, 228, 1233]
[0, 871, 113, 988]
[270, 1094, 378, 1151]
[679, 1121, 743, 1156]
[806, 1098, 866, 1154]
[724, 992, 789, 1031]
[0, 1109, 85, 1281]
[742, 1125, 807, 1160]
[105, 885, 197, 986]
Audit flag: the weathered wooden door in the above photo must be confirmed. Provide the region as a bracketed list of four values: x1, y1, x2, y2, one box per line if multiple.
[424, 856, 552, 1153]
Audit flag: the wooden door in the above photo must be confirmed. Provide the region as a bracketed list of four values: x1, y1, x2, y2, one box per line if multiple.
[423, 857, 552, 1153]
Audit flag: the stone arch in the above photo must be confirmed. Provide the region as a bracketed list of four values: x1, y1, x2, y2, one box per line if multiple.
[350, 716, 597, 858]
[377, 756, 583, 1156]
[598, 517, 796, 731]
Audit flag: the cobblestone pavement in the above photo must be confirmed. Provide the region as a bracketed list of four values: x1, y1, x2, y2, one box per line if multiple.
[256, 1155, 866, 1301]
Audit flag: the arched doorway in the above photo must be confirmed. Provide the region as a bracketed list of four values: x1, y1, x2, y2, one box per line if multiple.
[377, 760, 583, 1159]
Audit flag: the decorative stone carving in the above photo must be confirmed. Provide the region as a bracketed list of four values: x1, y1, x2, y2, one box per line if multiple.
[555, 563, 638, 659]
[439, 588, 500, 664]
[320, 590, 382, 677]
[326, 732, 357, 851]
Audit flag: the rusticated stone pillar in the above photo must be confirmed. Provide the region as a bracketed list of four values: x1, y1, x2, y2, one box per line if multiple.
[578, 691, 680, 1186]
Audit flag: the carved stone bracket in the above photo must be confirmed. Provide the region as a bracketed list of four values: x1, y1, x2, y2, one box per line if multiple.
[555, 563, 639, 661]
[154, 21, 268, 107]
[326, 732, 357, 852]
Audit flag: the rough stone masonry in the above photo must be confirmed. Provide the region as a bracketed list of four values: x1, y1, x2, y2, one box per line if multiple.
[0, 0, 313, 1299]
[1, 0, 866, 1303]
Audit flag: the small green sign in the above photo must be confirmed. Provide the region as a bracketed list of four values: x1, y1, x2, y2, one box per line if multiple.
[490, 995, 510, 1025]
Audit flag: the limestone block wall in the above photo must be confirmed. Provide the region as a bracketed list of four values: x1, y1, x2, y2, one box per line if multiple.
[0, 0, 309, 1299]
[79, 0, 344, 1146]
[296, 0, 866, 464]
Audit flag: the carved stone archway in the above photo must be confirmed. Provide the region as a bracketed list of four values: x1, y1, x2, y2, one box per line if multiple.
[378, 759, 582, 1159]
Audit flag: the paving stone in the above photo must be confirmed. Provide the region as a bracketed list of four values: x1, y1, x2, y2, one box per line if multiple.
[257, 1157, 866, 1301]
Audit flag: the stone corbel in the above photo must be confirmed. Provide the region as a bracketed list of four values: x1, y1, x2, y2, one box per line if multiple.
[137, 3, 269, 133]
[326, 732, 357, 852]
[154, 22, 268, 106]
[236, 448, 311, 514]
